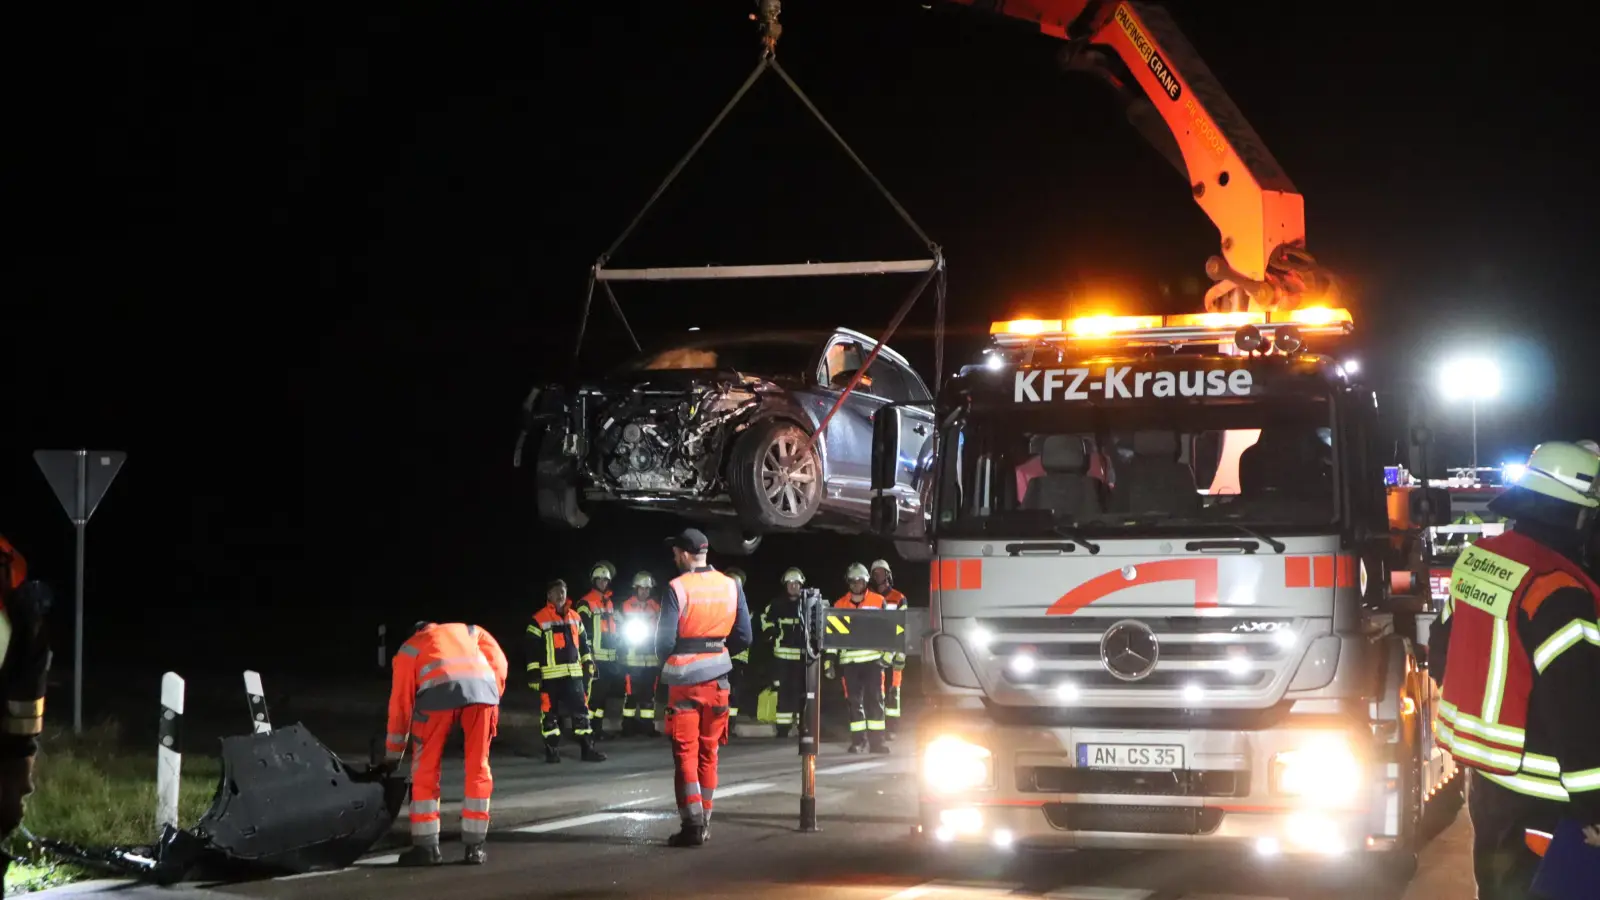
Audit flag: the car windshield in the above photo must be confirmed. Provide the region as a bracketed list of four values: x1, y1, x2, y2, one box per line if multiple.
[935, 389, 1338, 539]
[617, 335, 821, 380]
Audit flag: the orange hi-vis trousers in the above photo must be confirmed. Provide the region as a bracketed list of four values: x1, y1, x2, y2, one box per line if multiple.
[666, 680, 729, 827]
[408, 704, 497, 847]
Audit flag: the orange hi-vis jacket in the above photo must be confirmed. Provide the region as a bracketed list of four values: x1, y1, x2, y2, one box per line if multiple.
[578, 588, 617, 663]
[1438, 531, 1600, 792]
[386, 623, 507, 760]
[831, 591, 885, 664]
[660, 570, 740, 686]
[621, 595, 661, 668]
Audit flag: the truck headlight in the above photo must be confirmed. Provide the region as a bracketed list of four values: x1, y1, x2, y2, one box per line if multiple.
[623, 619, 650, 646]
[923, 736, 993, 794]
[1272, 735, 1361, 805]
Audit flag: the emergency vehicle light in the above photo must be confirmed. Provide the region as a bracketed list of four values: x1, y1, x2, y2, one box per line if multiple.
[1165, 311, 1266, 328]
[1065, 314, 1163, 337]
[1270, 307, 1353, 326]
[990, 318, 1062, 335]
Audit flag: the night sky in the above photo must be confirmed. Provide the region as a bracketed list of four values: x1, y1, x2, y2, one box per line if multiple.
[9, 2, 1595, 693]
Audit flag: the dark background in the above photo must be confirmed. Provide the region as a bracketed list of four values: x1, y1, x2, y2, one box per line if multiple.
[8, 2, 1593, 703]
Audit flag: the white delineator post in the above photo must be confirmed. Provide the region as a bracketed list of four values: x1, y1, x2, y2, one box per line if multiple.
[243, 670, 272, 734]
[156, 672, 185, 834]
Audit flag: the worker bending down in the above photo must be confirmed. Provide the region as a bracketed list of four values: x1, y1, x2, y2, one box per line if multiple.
[385, 621, 508, 866]
[655, 528, 752, 846]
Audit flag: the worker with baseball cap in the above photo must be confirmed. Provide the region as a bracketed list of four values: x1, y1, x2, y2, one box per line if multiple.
[1428, 441, 1600, 899]
[656, 527, 752, 846]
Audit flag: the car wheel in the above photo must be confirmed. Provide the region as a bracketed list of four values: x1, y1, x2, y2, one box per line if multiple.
[728, 419, 822, 530]
[709, 528, 763, 556]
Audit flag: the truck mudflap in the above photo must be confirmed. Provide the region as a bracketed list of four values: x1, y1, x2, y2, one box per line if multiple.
[31, 723, 407, 884]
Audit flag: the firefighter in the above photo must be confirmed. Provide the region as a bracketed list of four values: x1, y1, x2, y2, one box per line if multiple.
[528, 579, 606, 763]
[577, 561, 621, 739]
[869, 558, 907, 741]
[655, 528, 752, 846]
[0, 537, 50, 895]
[761, 568, 808, 738]
[384, 621, 508, 866]
[621, 571, 663, 736]
[827, 563, 889, 754]
[723, 567, 751, 737]
[1426, 441, 1600, 899]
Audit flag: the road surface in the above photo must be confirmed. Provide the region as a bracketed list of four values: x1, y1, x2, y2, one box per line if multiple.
[31, 726, 1477, 900]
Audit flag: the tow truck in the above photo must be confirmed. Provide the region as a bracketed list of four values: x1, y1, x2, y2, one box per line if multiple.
[869, 311, 1458, 869]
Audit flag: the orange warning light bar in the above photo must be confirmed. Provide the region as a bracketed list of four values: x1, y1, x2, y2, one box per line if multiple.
[1065, 314, 1163, 337]
[1165, 311, 1266, 328]
[990, 318, 1063, 335]
[1271, 307, 1353, 326]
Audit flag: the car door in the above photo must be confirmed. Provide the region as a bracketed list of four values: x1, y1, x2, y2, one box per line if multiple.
[887, 359, 937, 512]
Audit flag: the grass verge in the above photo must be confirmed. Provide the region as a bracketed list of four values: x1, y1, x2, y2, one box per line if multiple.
[3, 721, 219, 895]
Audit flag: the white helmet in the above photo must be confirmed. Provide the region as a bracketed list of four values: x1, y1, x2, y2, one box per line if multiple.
[869, 559, 892, 577]
[845, 563, 870, 582]
[781, 567, 806, 585]
[591, 563, 614, 581]
[1517, 441, 1600, 509]
[1579, 440, 1600, 455]
[633, 571, 656, 589]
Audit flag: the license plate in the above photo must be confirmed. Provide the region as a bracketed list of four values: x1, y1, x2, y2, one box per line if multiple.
[1077, 743, 1184, 771]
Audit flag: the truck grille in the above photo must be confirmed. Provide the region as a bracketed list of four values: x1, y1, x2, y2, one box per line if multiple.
[980, 615, 1301, 698]
[1043, 803, 1225, 835]
[1017, 766, 1245, 797]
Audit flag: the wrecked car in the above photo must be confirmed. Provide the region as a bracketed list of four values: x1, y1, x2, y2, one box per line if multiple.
[514, 328, 935, 554]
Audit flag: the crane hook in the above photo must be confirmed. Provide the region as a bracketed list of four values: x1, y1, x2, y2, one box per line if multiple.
[751, 0, 782, 57]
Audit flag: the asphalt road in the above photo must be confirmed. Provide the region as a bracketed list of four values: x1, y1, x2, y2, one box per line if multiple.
[32, 726, 1478, 900]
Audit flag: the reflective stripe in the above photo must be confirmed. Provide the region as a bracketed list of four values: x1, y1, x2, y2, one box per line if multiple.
[411, 799, 441, 815]
[1484, 771, 1571, 802]
[1522, 753, 1562, 777]
[1482, 617, 1510, 724]
[6, 699, 43, 718]
[385, 732, 407, 747]
[1437, 723, 1523, 773]
[418, 656, 481, 679]
[541, 662, 584, 679]
[398, 643, 421, 656]
[849, 721, 866, 732]
[1532, 619, 1600, 673]
[1, 717, 42, 736]
[866, 720, 886, 731]
[463, 797, 491, 813]
[1438, 698, 1526, 748]
[774, 648, 802, 660]
[1562, 767, 1600, 793]
[461, 818, 489, 839]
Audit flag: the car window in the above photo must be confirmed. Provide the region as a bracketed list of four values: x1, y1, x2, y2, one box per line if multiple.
[864, 360, 909, 402]
[823, 341, 866, 385]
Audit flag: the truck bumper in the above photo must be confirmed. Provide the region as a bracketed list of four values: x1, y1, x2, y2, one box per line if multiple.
[918, 718, 1401, 856]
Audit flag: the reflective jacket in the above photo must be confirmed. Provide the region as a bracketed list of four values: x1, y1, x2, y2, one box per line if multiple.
[0, 535, 49, 758]
[620, 595, 661, 667]
[578, 588, 617, 663]
[1437, 531, 1600, 806]
[878, 587, 908, 670]
[386, 623, 507, 759]
[830, 591, 886, 664]
[526, 604, 592, 687]
[658, 568, 748, 686]
[761, 596, 805, 661]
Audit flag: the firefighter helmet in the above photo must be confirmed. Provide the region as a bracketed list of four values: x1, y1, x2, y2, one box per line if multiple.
[633, 571, 656, 589]
[845, 563, 870, 582]
[1580, 440, 1600, 455]
[1516, 441, 1600, 509]
[869, 559, 892, 577]
[725, 567, 747, 586]
[591, 560, 616, 581]
[781, 567, 806, 585]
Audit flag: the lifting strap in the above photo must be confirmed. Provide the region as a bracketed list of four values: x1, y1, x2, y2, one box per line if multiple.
[573, 16, 946, 384]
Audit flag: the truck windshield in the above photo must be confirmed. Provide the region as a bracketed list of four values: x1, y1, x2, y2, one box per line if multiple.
[935, 396, 1337, 538]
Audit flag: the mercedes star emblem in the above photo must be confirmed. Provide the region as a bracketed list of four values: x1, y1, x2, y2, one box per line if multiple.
[1100, 619, 1160, 682]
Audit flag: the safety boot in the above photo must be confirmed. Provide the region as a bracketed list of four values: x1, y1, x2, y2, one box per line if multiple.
[544, 745, 562, 764]
[869, 739, 891, 755]
[847, 739, 866, 754]
[666, 823, 706, 847]
[397, 844, 443, 867]
[463, 843, 487, 865]
[884, 729, 897, 742]
[580, 738, 607, 762]
[775, 725, 791, 739]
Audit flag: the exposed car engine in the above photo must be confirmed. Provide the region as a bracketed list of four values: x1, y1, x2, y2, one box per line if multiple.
[590, 383, 761, 493]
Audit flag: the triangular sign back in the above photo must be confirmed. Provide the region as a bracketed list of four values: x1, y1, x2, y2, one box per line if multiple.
[33, 450, 126, 524]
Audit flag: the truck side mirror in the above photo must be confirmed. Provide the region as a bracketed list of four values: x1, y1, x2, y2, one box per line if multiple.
[1411, 486, 1452, 527]
[871, 406, 901, 493]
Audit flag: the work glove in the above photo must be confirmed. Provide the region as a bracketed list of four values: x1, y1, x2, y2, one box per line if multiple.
[0, 757, 36, 837]
[584, 660, 596, 680]
[528, 680, 542, 694]
[823, 658, 836, 680]
[1585, 824, 1600, 848]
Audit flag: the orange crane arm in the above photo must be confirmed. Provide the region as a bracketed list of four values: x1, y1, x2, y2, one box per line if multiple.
[942, 1, 1335, 312]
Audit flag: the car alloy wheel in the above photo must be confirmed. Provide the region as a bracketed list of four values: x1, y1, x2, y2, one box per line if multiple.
[760, 429, 820, 520]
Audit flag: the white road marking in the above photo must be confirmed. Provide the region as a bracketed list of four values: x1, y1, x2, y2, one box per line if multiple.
[815, 761, 888, 775]
[711, 781, 776, 799]
[883, 881, 1021, 899]
[357, 853, 401, 866]
[513, 812, 631, 833]
[1043, 883, 1158, 890]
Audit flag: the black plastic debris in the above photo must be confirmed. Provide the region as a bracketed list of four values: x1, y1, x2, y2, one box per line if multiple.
[32, 723, 407, 883]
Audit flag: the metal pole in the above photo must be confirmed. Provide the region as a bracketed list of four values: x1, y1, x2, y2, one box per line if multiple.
[799, 654, 821, 832]
[1470, 397, 1479, 474]
[74, 448, 87, 734]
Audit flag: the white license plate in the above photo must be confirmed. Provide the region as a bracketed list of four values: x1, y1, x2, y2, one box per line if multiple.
[1077, 743, 1184, 771]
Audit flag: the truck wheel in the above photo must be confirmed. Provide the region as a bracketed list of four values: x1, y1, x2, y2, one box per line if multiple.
[728, 420, 822, 530]
[709, 528, 763, 556]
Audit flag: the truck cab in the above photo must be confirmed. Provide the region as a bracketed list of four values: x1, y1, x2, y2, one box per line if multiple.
[870, 309, 1458, 864]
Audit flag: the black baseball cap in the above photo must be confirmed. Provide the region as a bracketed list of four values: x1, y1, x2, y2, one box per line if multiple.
[666, 527, 710, 553]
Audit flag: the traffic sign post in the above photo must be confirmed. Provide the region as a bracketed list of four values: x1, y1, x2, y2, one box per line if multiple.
[33, 449, 126, 733]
